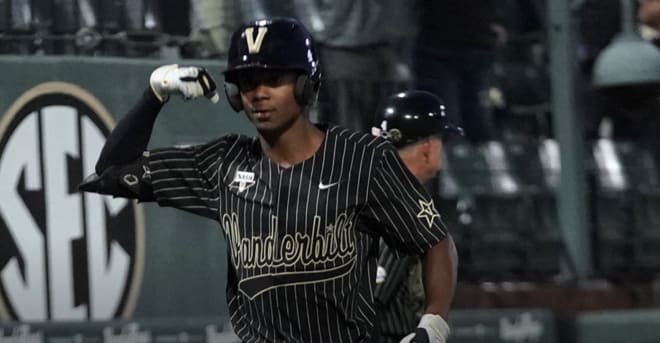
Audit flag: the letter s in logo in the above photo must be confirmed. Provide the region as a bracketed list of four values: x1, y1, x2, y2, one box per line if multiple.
[0, 82, 144, 321]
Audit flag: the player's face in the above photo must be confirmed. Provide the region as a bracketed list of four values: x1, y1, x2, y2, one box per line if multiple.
[237, 69, 302, 132]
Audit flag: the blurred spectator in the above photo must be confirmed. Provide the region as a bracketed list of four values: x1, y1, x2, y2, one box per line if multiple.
[413, 0, 506, 143]
[189, 0, 238, 57]
[576, 0, 622, 76]
[639, 0, 660, 47]
[300, 0, 417, 130]
[575, 0, 625, 140]
[160, 0, 191, 36]
[490, 0, 550, 140]
[576, 0, 660, 142]
[120, 0, 164, 57]
[238, 0, 416, 131]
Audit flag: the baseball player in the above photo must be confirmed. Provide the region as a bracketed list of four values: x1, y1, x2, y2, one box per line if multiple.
[371, 90, 461, 343]
[79, 17, 455, 342]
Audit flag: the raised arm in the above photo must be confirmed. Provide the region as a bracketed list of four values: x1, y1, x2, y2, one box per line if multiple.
[78, 65, 218, 200]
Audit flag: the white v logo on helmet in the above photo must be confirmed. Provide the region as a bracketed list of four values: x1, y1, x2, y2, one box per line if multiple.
[245, 27, 268, 54]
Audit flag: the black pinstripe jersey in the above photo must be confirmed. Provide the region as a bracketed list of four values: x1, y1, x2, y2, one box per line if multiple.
[146, 125, 447, 343]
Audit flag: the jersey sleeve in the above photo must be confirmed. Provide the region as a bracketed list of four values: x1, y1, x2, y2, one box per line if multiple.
[364, 146, 447, 255]
[147, 137, 228, 220]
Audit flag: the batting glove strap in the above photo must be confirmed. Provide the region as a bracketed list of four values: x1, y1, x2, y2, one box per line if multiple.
[399, 314, 450, 343]
[149, 64, 219, 103]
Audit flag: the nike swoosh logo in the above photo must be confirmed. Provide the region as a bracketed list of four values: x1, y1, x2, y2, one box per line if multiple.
[318, 181, 341, 190]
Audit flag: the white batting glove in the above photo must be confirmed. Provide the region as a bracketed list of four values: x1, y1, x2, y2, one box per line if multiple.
[149, 64, 220, 103]
[399, 314, 450, 343]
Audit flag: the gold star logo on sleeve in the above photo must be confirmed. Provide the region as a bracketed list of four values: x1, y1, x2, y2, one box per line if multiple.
[417, 199, 439, 227]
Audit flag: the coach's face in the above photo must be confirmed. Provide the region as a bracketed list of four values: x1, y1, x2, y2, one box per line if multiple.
[237, 69, 303, 132]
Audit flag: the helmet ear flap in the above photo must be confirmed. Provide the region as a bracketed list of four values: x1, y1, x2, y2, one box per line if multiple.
[224, 82, 243, 112]
[294, 75, 309, 106]
[294, 70, 321, 107]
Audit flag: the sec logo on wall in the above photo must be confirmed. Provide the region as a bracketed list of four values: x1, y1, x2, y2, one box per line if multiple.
[0, 82, 144, 321]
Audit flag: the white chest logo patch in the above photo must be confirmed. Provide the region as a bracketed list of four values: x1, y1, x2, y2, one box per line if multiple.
[230, 171, 256, 193]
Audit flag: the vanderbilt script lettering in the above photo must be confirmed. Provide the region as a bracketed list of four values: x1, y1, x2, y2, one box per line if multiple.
[222, 213, 356, 269]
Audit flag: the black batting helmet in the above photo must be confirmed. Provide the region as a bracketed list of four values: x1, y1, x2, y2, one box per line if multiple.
[223, 17, 321, 111]
[372, 90, 464, 148]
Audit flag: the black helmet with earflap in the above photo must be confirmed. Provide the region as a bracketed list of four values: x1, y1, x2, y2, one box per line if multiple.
[223, 17, 321, 112]
[372, 90, 464, 148]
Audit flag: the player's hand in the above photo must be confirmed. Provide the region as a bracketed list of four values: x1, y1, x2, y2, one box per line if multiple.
[399, 314, 450, 343]
[149, 64, 220, 104]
